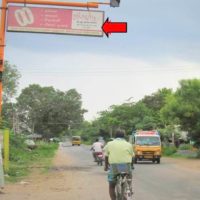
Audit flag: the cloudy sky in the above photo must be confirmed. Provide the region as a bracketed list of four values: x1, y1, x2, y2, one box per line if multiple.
[3, 0, 200, 120]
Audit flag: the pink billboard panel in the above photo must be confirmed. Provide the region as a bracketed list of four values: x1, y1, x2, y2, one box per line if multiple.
[7, 6, 104, 37]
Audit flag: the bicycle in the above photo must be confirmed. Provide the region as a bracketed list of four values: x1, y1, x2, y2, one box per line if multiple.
[115, 172, 133, 200]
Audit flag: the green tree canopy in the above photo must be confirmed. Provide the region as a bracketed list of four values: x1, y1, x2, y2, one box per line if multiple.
[161, 79, 200, 147]
[2, 61, 21, 103]
[17, 84, 86, 138]
[2, 61, 21, 128]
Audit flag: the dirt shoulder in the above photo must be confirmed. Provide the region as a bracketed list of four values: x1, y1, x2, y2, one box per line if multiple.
[1, 146, 77, 200]
[163, 156, 200, 171]
[1, 145, 108, 200]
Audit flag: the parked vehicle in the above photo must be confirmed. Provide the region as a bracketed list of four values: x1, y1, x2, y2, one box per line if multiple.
[72, 136, 81, 146]
[130, 130, 162, 164]
[49, 137, 60, 143]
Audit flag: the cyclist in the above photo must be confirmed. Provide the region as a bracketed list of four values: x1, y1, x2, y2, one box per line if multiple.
[91, 138, 104, 162]
[104, 129, 134, 200]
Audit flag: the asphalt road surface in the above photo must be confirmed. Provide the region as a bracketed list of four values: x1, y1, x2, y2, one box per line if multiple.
[1, 141, 200, 200]
[62, 141, 200, 200]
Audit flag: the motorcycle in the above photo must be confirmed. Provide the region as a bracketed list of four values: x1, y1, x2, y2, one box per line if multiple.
[95, 152, 104, 166]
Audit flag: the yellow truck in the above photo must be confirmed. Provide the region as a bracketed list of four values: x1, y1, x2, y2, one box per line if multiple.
[72, 136, 81, 146]
[131, 130, 162, 164]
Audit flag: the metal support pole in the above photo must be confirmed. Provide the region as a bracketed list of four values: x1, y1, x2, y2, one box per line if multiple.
[3, 129, 9, 172]
[0, 0, 7, 117]
[6, 0, 99, 8]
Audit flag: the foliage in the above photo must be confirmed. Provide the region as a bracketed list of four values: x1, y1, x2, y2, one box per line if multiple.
[161, 79, 200, 147]
[2, 61, 21, 129]
[7, 133, 58, 182]
[162, 146, 177, 156]
[178, 144, 193, 150]
[158, 125, 181, 142]
[93, 102, 157, 137]
[82, 91, 172, 141]
[83, 88, 173, 142]
[70, 79, 200, 149]
[141, 88, 172, 112]
[2, 103, 15, 128]
[160, 94, 180, 128]
[72, 121, 101, 144]
[141, 88, 173, 128]
[2, 62, 86, 138]
[2, 61, 21, 103]
[2, 60, 200, 152]
[196, 150, 200, 158]
[16, 85, 86, 138]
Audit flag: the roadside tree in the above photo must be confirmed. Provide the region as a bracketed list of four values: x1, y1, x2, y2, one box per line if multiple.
[17, 85, 86, 138]
[161, 79, 200, 147]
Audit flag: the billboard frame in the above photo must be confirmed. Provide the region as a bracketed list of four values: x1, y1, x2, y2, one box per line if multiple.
[7, 6, 105, 37]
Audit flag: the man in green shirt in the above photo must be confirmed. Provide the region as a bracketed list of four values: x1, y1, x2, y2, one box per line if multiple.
[104, 129, 134, 200]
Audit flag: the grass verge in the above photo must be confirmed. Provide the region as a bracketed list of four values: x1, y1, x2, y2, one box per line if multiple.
[6, 134, 59, 182]
[162, 145, 199, 159]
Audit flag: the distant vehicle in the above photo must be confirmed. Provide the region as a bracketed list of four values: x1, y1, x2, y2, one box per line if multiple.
[49, 137, 60, 143]
[72, 136, 81, 146]
[130, 130, 162, 164]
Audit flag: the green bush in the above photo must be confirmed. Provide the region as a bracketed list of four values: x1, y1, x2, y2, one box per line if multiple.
[178, 144, 193, 150]
[7, 134, 58, 182]
[162, 146, 177, 156]
[196, 150, 200, 158]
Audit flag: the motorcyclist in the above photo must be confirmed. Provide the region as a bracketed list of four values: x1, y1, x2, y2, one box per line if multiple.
[91, 138, 104, 162]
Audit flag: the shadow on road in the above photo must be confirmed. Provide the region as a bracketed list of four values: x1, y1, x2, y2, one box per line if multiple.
[61, 144, 74, 148]
[50, 165, 92, 172]
[135, 161, 159, 165]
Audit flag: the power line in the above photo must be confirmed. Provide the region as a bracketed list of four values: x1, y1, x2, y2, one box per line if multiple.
[18, 66, 200, 75]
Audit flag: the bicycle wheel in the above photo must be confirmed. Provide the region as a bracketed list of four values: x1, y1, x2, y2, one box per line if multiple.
[123, 178, 133, 200]
[116, 174, 133, 200]
[115, 177, 123, 200]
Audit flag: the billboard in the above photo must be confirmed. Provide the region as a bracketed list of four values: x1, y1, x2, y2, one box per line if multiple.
[7, 6, 104, 37]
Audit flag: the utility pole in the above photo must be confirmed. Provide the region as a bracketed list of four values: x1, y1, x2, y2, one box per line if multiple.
[0, 0, 7, 116]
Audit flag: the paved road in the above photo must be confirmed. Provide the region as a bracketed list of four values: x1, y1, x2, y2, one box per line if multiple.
[62, 141, 200, 200]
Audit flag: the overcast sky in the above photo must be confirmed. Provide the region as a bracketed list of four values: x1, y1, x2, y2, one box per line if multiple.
[3, 0, 200, 120]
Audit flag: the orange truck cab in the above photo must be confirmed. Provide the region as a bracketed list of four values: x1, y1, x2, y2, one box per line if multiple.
[131, 130, 162, 164]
